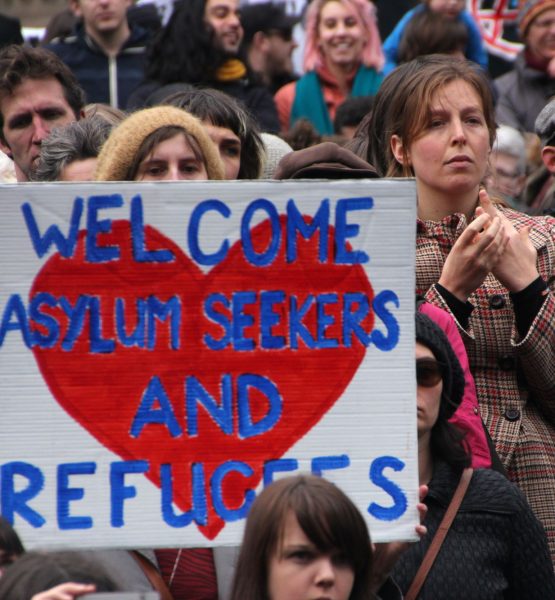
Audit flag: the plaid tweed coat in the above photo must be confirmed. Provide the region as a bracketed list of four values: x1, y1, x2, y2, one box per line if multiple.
[415, 206, 555, 564]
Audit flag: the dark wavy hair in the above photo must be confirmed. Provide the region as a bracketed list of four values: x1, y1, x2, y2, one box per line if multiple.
[431, 419, 471, 470]
[144, 0, 227, 85]
[0, 551, 118, 599]
[0, 45, 85, 143]
[231, 475, 374, 600]
[165, 88, 264, 178]
[0, 517, 24, 569]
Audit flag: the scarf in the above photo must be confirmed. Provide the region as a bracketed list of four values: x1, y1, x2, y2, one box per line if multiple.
[215, 58, 247, 82]
[290, 65, 382, 135]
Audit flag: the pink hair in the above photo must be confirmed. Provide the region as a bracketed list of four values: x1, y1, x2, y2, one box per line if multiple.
[303, 0, 384, 72]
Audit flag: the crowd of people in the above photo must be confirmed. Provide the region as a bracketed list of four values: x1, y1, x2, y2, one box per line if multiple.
[1, 0, 555, 598]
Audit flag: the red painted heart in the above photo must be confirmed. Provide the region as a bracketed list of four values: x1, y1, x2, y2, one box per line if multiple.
[31, 218, 374, 539]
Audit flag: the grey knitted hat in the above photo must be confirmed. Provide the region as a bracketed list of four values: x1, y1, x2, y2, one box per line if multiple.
[260, 133, 293, 179]
[535, 99, 555, 147]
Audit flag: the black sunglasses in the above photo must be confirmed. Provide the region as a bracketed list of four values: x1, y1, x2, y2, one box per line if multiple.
[416, 358, 444, 387]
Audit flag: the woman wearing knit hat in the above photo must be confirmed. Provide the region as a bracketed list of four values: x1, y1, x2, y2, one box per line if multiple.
[96, 105, 226, 600]
[95, 105, 225, 181]
[389, 312, 555, 599]
[494, 0, 555, 132]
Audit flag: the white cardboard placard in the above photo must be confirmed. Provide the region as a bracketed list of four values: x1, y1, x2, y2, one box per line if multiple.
[0, 179, 417, 549]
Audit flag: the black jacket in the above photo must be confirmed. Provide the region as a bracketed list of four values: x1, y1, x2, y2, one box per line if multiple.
[391, 461, 555, 599]
[0, 13, 22, 48]
[47, 23, 150, 109]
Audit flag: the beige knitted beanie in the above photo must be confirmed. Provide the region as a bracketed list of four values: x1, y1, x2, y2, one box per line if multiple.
[95, 105, 225, 181]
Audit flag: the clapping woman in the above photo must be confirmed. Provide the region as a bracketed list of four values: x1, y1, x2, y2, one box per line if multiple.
[367, 54, 555, 564]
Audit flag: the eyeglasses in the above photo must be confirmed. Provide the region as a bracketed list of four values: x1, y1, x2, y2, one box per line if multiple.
[416, 358, 444, 387]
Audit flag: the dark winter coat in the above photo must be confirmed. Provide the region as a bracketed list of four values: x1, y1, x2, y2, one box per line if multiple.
[47, 23, 150, 109]
[391, 461, 555, 599]
[494, 51, 555, 133]
[126, 77, 280, 133]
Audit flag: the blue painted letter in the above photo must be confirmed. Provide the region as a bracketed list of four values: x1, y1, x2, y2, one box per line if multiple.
[57, 462, 95, 530]
[367, 456, 407, 521]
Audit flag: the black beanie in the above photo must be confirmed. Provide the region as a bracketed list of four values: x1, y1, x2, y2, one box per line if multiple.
[415, 312, 465, 420]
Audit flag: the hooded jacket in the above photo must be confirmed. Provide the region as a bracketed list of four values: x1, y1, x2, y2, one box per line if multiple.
[47, 22, 150, 109]
[495, 51, 555, 133]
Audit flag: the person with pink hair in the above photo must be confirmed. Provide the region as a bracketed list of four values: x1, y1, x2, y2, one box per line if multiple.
[274, 0, 383, 135]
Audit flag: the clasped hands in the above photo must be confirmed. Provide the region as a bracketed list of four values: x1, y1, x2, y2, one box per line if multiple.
[438, 190, 539, 302]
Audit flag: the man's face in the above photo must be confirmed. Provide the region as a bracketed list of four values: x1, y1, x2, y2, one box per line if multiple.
[0, 77, 78, 181]
[70, 0, 132, 37]
[204, 0, 243, 54]
[264, 29, 297, 77]
[525, 8, 555, 62]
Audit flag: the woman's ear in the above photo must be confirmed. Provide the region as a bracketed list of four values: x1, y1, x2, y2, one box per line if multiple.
[390, 135, 409, 166]
[542, 146, 555, 175]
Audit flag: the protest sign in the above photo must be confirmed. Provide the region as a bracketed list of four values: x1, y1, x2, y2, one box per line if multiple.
[0, 179, 417, 549]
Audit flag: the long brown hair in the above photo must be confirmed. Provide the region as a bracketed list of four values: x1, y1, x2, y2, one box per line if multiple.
[366, 55, 496, 177]
[230, 474, 374, 600]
